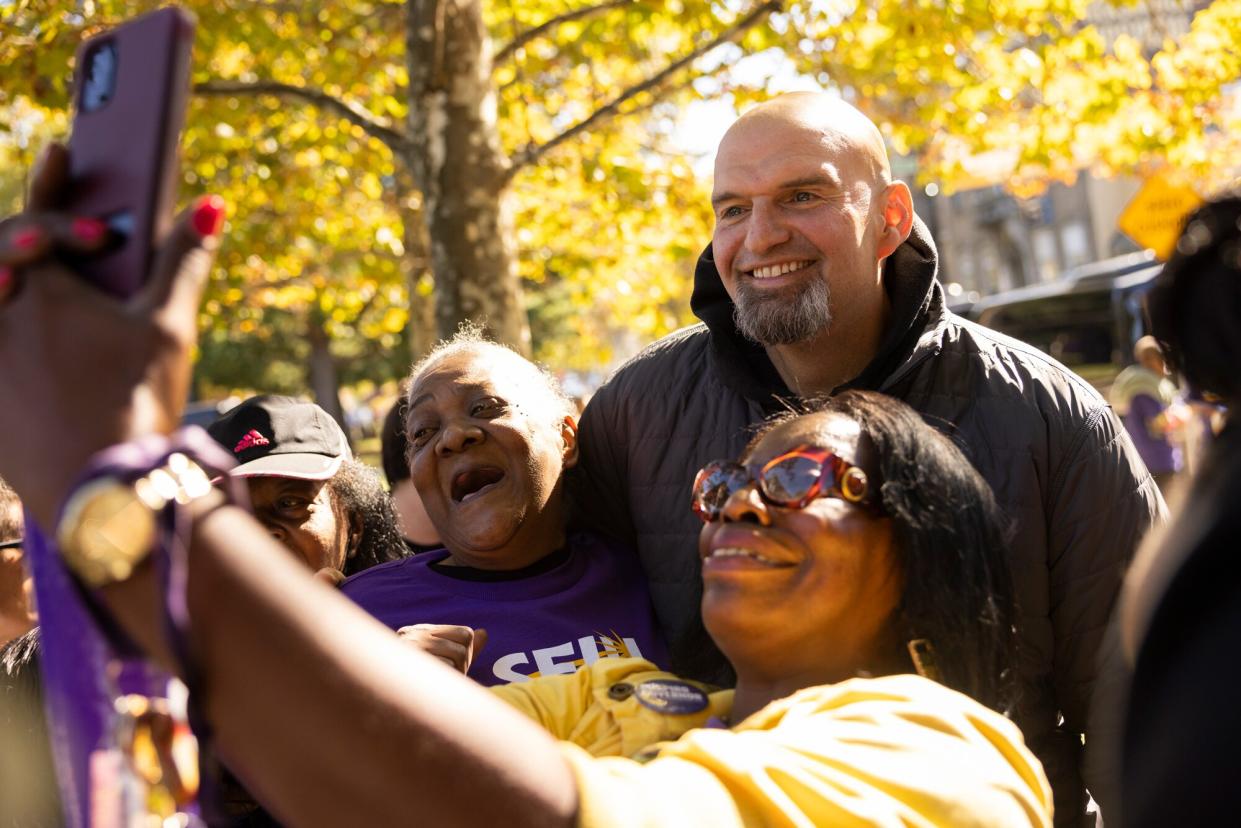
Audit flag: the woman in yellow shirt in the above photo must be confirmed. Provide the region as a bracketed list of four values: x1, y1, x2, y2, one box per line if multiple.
[492, 390, 1048, 827]
[0, 149, 1050, 827]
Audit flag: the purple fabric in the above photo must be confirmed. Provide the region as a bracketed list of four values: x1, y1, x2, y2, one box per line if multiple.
[1123, 394, 1181, 475]
[24, 529, 164, 828]
[25, 436, 182, 827]
[26, 427, 237, 827]
[341, 532, 669, 686]
[25, 520, 102, 828]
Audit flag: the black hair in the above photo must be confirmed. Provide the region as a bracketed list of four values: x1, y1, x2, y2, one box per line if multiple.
[1147, 192, 1241, 404]
[0, 625, 40, 693]
[327, 459, 408, 576]
[380, 399, 411, 487]
[749, 390, 1018, 712]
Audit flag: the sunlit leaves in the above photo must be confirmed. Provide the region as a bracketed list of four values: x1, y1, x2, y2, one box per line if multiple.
[511, 105, 712, 368]
[1, 0, 752, 383]
[2, 0, 1236, 395]
[792, 0, 1240, 194]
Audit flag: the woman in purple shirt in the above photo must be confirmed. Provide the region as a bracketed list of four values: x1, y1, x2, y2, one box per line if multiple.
[340, 329, 668, 684]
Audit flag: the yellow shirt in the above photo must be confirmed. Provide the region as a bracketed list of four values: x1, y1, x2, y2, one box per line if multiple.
[493, 658, 1052, 828]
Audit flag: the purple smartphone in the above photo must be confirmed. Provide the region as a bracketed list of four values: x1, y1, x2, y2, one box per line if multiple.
[66, 7, 195, 297]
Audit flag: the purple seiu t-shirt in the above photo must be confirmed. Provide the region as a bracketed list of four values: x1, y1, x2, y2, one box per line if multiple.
[340, 532, 669, 686]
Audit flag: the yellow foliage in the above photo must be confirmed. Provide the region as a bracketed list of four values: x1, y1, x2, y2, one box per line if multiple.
[380, 307, 407, 335]
[1, 0, 1237, 385]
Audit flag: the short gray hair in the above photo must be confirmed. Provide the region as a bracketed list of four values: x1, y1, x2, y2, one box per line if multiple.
[405, 323, 576, 420]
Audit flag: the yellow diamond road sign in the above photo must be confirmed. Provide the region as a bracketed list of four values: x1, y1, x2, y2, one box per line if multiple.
[1118, 173, 1203, 261]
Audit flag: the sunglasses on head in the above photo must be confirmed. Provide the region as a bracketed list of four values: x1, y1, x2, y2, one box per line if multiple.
[692, 444, 877, 523]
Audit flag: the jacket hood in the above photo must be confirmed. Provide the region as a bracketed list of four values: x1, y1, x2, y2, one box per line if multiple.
[689, 215, 942, 404]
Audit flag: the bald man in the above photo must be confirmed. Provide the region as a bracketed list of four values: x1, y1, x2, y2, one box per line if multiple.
[572, 93, 1163, 826]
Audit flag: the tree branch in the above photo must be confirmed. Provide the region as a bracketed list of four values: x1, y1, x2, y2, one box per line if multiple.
[508, 0, 781, 175]
[194, 79, 411, 153]
[493, 0, 633, 65]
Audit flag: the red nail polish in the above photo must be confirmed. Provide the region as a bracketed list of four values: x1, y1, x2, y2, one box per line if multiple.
[191, 195, 226, 238]
[12, 227, 41, 250]
[72, 217, 106, 244]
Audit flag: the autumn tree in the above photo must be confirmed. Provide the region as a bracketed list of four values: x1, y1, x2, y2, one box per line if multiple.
[0, 0, 778, 411]
[2, 0, 1237, 413]
[785, 0, 1241, 194]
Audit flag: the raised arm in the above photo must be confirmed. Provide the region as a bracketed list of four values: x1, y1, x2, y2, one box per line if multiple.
[110, 500, 577, 828]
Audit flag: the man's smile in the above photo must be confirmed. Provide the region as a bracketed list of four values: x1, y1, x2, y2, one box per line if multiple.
[747, 259, 814, 280]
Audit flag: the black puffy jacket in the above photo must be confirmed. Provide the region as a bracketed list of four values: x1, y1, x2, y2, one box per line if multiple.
[573, 218, 1165, 825]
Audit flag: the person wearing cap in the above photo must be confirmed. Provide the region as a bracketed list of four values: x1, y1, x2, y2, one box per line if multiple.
[208, 395, 406, 581]
[205, 395, 409, 825]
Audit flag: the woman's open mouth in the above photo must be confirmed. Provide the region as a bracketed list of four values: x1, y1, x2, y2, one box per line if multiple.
[451, 466, 505, 503]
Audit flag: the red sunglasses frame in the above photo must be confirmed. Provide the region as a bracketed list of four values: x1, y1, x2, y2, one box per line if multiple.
[691, 444, 876, 522]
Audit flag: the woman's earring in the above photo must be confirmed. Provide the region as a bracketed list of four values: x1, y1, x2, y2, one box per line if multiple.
[839, 467, 869, 503]
[907, 638, 942, 683]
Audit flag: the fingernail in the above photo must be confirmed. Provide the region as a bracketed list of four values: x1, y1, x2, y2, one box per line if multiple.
[191, 195, 226, 238]
[71, 217, 107, 244]
[12, 227, 42, 250]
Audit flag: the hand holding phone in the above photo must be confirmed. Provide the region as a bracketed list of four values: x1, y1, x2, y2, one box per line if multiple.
[65, 7, 195, 297]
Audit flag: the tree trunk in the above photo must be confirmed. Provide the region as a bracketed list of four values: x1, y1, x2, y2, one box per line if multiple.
[405, 0, 530, 355]
[306, 308, 349, 441]
[394, 163, 438, 361]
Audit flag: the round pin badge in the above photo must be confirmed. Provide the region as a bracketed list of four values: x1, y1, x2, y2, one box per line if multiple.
[634, 679, 710, 715]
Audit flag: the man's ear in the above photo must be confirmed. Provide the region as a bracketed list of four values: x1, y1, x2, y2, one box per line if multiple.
[876, 181, 914, 261]
[560, 415, 580, 469]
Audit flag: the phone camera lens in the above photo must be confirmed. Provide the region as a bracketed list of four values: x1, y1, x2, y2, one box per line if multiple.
[81, 42, 118, 113]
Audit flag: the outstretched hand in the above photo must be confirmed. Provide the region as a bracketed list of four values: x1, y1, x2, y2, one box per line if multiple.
[0, 144, 223, 526]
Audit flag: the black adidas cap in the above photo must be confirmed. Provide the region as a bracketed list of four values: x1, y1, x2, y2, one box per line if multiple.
[207, 395, 351, 481]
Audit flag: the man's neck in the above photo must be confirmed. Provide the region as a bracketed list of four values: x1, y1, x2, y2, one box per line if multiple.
[765, 339, 860, 397]
[763, 301, 889, 397]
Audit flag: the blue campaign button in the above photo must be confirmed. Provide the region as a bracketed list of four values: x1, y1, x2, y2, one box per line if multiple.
[634, 679, 709, 715]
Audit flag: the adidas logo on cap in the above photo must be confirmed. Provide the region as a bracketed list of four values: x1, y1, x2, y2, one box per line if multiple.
[234, 429, 271, 454]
